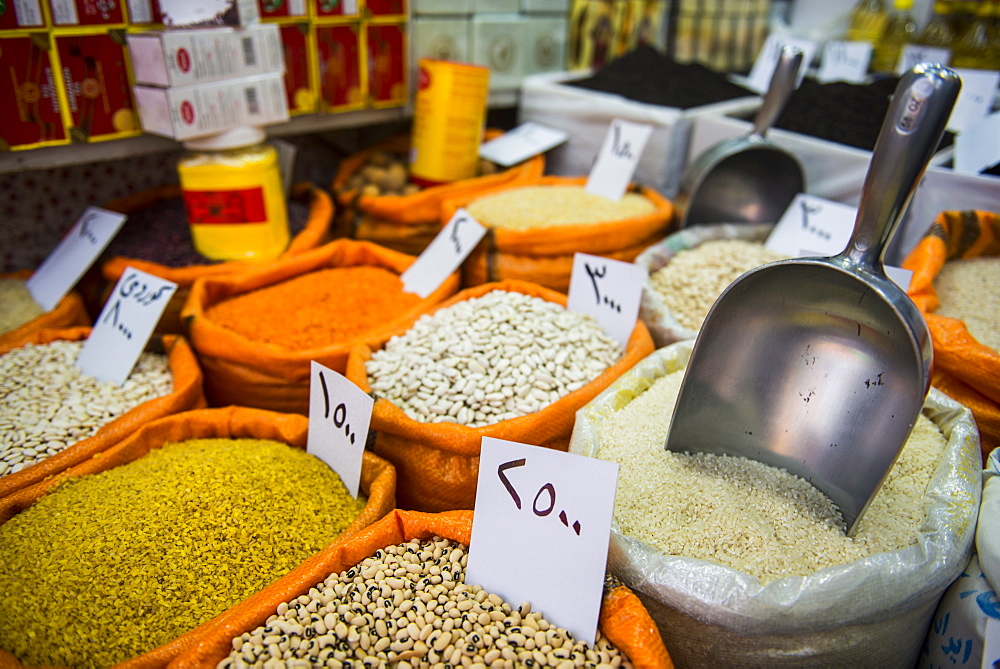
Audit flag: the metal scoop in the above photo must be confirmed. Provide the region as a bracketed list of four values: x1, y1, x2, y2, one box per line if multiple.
[664, 64, 961, 535]
[676, 45, 806, 228]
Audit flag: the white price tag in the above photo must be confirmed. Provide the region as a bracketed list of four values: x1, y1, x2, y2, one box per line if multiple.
[744, 34, 818, 94]
[566, 253, 644, 349]
[467, 437, 619, 646]
[76, 267, 176, 385]
[584, 119, 653, 201]
[816, 41, 872, 84]
[985, 617, 1000, 669]
[26, 207, 127, 311]
[307, 362, 373, 498]
[401, 208, 487, 298]
[948, 68, 1000, 134]
[955, 112, 1000, 176]
[897, 44, 951, 75]
[478, 122, 569, 167]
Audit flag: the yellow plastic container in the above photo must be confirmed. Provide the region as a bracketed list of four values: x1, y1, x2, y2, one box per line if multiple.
[178, 127, 290, 261]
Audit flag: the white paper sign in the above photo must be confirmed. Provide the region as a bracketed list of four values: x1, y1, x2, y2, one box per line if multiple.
[478, 122, 569, 167]
[467, 437, 619, 646]
[26, 207, 127, 311]
[817, 41, 872, 84]
[898, 44, 951, 74]
[584, 119, 653, 201]
[566, 253, 644, 349]
[955, 112, 1000, 176]
[744, 34, 818, 94]
[401, 208, 487, 298]
[985, 617, 1000, 669]
[76, 267, 176, 385]
[307, 362, 372, 498]
[948, 68, 1000, 134]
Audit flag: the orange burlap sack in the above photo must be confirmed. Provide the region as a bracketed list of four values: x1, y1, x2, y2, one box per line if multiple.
[443, 176, 676, 293]
[332, 130, 546, 255]
[346, 280, 656, 511]
[182, 238, 460, 414]
[99, 184, 335, 334]
[0, 327, 206, 498]
[903, 209, 1000, 463]
[169, 509, 674, 669]
[0, 270, 90, 350]
[0, 406, 396, 669]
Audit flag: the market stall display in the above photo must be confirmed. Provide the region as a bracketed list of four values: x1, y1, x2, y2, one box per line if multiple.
[0, 271, 91, 350]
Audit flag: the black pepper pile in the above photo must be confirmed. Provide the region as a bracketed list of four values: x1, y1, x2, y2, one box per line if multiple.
[567, 46, 756, 109]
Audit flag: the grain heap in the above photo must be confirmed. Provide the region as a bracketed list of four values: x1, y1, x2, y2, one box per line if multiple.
[465, 186, 655, 230]
[204, 266, 422, 350]
[365, 290, 623, 427]
[0, 438, 366, 667]
[933, 257, 1000, 351]
[0, 278, 44, 334]
[0, 340, 172, 477]
[219, 537, 631, 668]
[595, 369, 946, 584]
[648, 239, 787, 330]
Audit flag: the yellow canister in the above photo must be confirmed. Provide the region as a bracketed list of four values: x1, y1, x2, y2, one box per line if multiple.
[177, 126, 290, 261]
[409, 59, 490, 187]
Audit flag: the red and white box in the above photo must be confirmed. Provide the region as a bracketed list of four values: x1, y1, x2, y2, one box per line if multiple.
[278, 23, 314, 114]
[0, 0, 47, 30]
[314, 23, 362, 111]
[0, 33, 67, 150]
[133, 71, 288, 140]
[47, 0, 126, 27]
[257, 0, 307, 20]
[160, 0, 259, 28]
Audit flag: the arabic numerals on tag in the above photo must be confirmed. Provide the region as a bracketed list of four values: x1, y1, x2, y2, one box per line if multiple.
[585, 260, 622, 313]
[318, 370, 360, 446]
[611, 122, 634, 160]
[101, 272, 170, 340]
[799, 200, 832, 242]
[78, 211, 101, 245]
[498, 458, 582, 536]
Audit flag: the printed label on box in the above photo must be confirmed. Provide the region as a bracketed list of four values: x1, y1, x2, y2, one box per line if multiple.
[315, 24, 361, 110]
[257, 0, 305, 18]
[0, 34, 67, 150]
[49, 0, 125, 25]
[0, 0, 45, 29]
[56, 33, 139, 141]
[311, 0, 357, 19]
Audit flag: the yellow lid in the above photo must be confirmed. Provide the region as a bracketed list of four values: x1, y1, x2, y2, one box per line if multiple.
[894, 0, 914, 9]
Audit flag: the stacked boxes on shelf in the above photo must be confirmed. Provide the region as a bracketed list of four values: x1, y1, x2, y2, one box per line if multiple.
[411, 0, 568, 95]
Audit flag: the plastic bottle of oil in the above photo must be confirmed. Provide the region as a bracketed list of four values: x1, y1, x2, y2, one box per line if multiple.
[871, 0, 918, 73]
[952, 0, 997, 67]
[846, 0, 890, 44]
[918, 0, 959, 48]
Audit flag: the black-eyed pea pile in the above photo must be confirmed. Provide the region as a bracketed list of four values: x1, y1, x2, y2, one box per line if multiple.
[220, 537, 630, 669]
[0, 278, 44, 334]
[365, 291, 623, 427]
[0, 339, 173, 477]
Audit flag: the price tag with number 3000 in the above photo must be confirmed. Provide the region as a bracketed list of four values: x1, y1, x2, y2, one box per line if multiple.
[466, 437, 619, 646]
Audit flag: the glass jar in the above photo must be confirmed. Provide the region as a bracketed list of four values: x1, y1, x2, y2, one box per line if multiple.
[177, 126, 290, 261]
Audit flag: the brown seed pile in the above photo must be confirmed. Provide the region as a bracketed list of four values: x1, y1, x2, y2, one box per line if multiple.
[0, 278, 45, 334]
[0, 438, 366, 668]
[934, 256, 1000, 351]
[220, 537, 630, 668]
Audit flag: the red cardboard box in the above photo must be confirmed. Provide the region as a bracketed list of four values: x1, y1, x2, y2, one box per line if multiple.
[0, 33, 67, 149]
[47, 0, 126, 27]
[364, 0, 403, 15]
[279, 22, 314, 113]
[366, 22, 405, 107]
[0, 0, 47, 30]
[310, 0, 358, 21]
[314, 22, 361, 111]
[125, 0, 163, 25]
[257, 0, 307, 20]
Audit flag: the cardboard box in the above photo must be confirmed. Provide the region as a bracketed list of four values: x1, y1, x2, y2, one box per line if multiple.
[47, 0, 125, 27]
[160, 0, 260, 28]
[257, 0, 307, 20]
[366, 22, 406, 107]
[365, 0, 405, 15]
[470, 14, 525, 92]
[0, 33, 68, 150]
[133, 71, 289, 140]
[520, 0, 568, 13]
[411, 0, 472, 15]
[310, 0, 358, 21]
[314, 22, 362, 111]
[412, 17, 469, 64]
[125, 0, 163, 25]
[0, 0, 47, 30]
[522, 15, 565, 76]
[278, 22, 314, 114]
[55, 31, 141, 142]
[127, 24, 283, 87]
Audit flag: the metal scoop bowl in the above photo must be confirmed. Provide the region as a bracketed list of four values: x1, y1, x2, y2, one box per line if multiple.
[676, 45, 805, 228]
[664, 64, 961, 535]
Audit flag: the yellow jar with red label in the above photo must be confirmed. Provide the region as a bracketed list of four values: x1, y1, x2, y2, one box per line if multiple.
[178, 127, 290, 261]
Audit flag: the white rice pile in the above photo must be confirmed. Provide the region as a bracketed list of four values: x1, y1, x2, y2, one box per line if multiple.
[935, 256, 1000, 352]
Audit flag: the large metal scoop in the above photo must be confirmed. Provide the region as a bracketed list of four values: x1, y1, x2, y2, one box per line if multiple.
[664, 64, 961, 535]
[676, 45, 805, 228]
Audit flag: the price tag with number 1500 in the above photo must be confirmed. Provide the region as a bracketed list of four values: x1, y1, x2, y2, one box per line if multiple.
[466, 437, 620, 646]
[307, 361, 373, 498]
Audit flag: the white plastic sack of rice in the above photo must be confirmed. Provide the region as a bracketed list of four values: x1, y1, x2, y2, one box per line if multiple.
[919, 447, 1000, 668]
[570, 341, 983, 668]
[634, 224, 784, 348]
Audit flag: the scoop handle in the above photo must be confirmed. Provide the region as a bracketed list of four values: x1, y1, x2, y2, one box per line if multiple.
[751, 45, 804, 138]
[841, 64, 961, 271]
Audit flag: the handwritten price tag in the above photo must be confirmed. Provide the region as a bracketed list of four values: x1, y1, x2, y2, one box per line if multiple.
[947, 68, 999, 134]
[567, 253, 644, 348]
[898, 44, 951, 75]
[307, 362, 373, 498]
[26, 206, 127, 311]
[76, 267, 176, 385]
[955, 111, 1000, 176]
[466, 437, 619, 646]
[401, 208, 487, 298]
[584, 119, 653, 201]
[744, 34, 817, 94]
[479, 122, 569, 167]
[816, 41, 872, 84]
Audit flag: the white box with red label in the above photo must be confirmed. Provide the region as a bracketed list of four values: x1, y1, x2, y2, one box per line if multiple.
[127, 24, 283, 87]
[133, 72, 289, 140]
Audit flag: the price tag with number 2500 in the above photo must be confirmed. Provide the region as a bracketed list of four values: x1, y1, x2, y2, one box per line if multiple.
[466, 437, 619, 646]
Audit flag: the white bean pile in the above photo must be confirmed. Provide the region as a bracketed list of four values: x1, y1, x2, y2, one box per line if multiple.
[0, 278, 45, 335]
[366, 291, 623, 427]
[0, 340, 173, 477]
[220, 537, 630, 668]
